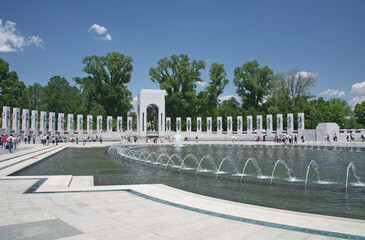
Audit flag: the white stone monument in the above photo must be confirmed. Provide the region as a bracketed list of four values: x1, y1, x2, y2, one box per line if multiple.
[256, 115, 262, 136]
[22, 109, 30, 135]
[176, 117, 181, 132]
[2, 106, 11, 134]
[207, 117, 212, 134]
[237, 116, 243, 134]
[67, 114, 74, 134]
[196, 117, 202, 133]
[117, 117, 123, 132]
[277, 114, 283, 135]
[266, 115, 273, 136]
[58, 113, 65, 135]
[87, 115, 93, 134]
[316, 123, 339, 142]
[40, 111, 47, 134]
[107, 116, 113, 132]
[31, 110, 39, 136]
[97, 116, 103, 133]
[247, 116, 253, 135]
[127, 117, 133, 132]
[166, 117, 171, 132]
[77, 115, 83, 133]
[298, 113, 305, 137]
[186, 117, 191, 132]
[49, 112, 56, 135]
[227, 116, 233, 135]
[217, 117, 222, 134]
[137, 89, 166, 137]
[287, 113, 294, 135]
[12, 107, 21, 135]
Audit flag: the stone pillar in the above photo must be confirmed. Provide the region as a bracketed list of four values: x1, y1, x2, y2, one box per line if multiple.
[298, 113, 305, 137]
[40, 111, 48, 135]
[12, 107, 21, 135]
[127, 117, 133, 131]
[266, 115, 273, 136]
[2, 106, 11, 134]
[196, 117, 202, 133]
[227, 116, 233, 135]
[247, 116, 253, 135]
[207, 117, 212, 134]
[22, 109, 30, 135]
[58, 113, 65, 135]
[107, 116, 113, 132]
[77, 115, 83, 133]
[237, 116, 243, 134]
[176, 117, 181, 132]
[217, 117, 222, 134]
[256, 115, 262, 136]
[117, 117, 123, 132]
[186, 117, 191, 132]
[67, 114, 74, 135]
[49, 112, 56, 135]
[97, 116, 103, 133]
[166, 117, 171, 132]
[31, 110, 39, 136]
[277, 114, 283, 135]
[87, 115, 93, 134]
[287, 113, 294, 135]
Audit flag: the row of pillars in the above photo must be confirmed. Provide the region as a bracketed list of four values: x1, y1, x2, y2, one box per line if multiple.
[1, 106, 134, 136]
[166, 113, 305, 135]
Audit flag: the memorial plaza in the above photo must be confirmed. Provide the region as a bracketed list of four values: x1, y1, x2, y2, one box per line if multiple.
[1, 89, 365, 239]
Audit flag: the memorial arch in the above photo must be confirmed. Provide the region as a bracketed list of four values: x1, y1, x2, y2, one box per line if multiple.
[137, 89, 166, 137]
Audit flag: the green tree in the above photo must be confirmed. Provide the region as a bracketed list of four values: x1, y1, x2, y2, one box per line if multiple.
[354, 101, 365, 127]
[233, 60, 274, 110]
[273, 69, 315, 112]
[42, 76, 83, 114]
[26, 83, 44, 111]
[149, 54, 205, 122]
[74, 52, 133, 119]
[206, 63, 229, 116]
[0, 58, 27, 109]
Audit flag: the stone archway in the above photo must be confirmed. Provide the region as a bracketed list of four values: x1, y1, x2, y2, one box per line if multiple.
[137, 89, 166, 138]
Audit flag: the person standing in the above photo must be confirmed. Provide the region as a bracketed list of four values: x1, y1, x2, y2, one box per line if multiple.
[8, 135, 13, 153]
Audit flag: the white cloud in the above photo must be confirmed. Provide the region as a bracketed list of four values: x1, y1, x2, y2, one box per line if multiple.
[295, 71, 318, 78]
[88, 23, 112, 41]
[104, 33, 112, 41]
[349, 96, 365, 106]
[351, 81, 365, 95]
[319, 89, 346, 97]
[219, 95, 239, 101]
[88, 24, 107, 35]
[0, 19, 44, 52]
[197, 81, 208, 87]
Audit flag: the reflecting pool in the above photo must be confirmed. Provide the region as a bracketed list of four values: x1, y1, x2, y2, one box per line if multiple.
[12, 144, 365, 220]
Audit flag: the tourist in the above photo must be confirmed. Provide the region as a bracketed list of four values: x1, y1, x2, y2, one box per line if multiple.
[28, 134, 31, 144]
[24, 134, 27, 144]
[8, 135, 13, 153]
[100, 135, 103, 144]
[83, 136, 86, 145]
[195, 136, 198, 143]
[33, 135, 36, 144]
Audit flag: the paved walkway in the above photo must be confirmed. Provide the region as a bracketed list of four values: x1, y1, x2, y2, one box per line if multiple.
[0, 142, 364, 239]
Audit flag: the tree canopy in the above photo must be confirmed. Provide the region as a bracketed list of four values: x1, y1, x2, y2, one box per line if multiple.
[74, 52, 133, 119]
[149, 54, 205, 122]
[0, 55, 364, 130]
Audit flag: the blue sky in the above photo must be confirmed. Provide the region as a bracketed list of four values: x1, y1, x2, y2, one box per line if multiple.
[1, 0, 365, 109]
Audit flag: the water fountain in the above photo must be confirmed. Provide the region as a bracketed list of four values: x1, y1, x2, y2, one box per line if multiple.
[12, 144, 365, 220]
